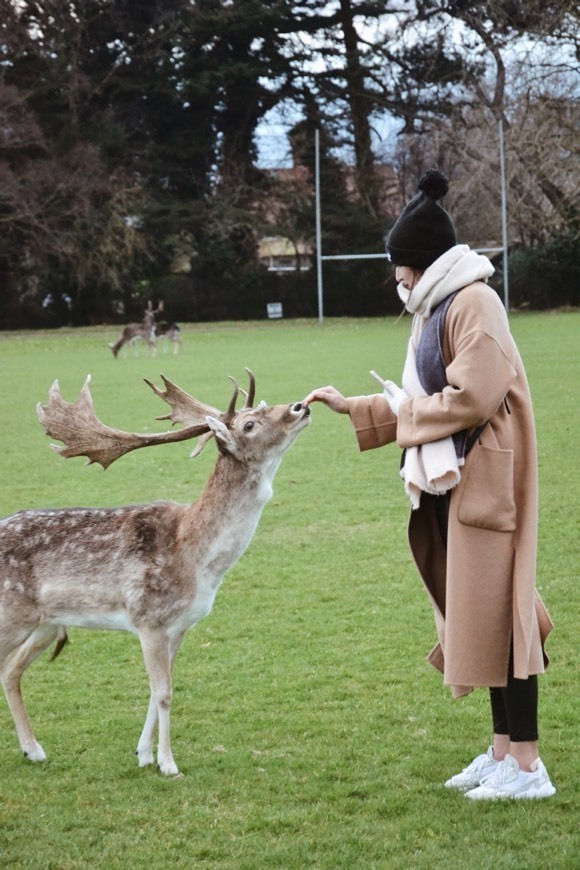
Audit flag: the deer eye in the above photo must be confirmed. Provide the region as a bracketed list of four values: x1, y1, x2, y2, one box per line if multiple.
[243, 421, 255, 432]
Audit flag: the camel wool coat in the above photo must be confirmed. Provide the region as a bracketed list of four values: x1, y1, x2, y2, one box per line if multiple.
[347, 282, 553, 697]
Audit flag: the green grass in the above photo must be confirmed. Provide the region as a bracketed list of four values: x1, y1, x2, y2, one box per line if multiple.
[0, 313, 578, 869]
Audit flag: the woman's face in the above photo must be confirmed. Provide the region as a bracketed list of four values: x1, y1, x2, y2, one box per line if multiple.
[395, 266, 422, 290]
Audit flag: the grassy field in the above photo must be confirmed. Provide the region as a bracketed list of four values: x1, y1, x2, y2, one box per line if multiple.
[0, 312, 578, 869]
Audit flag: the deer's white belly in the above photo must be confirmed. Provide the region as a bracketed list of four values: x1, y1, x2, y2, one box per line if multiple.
[49, 611, 136, 633]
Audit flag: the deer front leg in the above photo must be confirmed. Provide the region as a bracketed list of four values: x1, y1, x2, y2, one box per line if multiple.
[138, 630, 180, 776]
[1, 625, 61, 762]
[136, 630, 185, 770]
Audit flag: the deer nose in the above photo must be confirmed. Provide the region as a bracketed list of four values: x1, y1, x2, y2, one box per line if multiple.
[292, 402, 310, 416]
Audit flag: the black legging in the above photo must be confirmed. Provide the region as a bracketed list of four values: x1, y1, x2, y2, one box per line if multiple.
[489, 654, 539, 742]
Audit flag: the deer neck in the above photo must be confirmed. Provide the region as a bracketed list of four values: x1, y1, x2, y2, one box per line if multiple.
[176, 453, 280, 583]
[197, 452, 280, 519]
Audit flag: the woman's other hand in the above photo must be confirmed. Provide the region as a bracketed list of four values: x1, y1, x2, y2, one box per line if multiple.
[382, 380, 408, 416]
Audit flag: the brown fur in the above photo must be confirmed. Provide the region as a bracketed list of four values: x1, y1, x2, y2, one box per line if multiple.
[1, 375, 310, 775]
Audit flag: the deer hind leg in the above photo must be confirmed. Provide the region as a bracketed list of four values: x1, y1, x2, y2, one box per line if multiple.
[136, 693, 158, 768]
[109, 338, 122, 358]
[137, 630, 183, 776]
[1, 624, 61, 761]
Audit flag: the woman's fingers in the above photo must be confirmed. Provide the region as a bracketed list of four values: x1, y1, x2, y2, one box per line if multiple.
[303, 386, 348, 414]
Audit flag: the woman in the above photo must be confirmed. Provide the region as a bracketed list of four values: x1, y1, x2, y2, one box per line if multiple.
[303, 170, 555, 799]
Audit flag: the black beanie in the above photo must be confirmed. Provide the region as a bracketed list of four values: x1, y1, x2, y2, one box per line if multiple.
[386, 169, 457, 270]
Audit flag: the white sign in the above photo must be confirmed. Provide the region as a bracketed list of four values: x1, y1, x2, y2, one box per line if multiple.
[267, 303, 283, 319]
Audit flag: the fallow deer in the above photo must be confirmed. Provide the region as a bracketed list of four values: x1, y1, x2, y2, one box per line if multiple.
[108, 301, 161, 358]
[0, 370, 310, 776]
[153, 313, 181, 355]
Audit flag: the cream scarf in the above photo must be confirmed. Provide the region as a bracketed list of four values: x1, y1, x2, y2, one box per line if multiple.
[397, 245, 494, 509]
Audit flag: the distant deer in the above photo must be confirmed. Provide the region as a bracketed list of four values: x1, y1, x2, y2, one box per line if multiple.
[152, 302, 181, 355]
[108, 301, 161, 358]
[0, 370, 310, 776]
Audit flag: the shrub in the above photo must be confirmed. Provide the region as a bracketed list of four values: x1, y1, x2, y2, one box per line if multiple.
[507, 231, 580, 309]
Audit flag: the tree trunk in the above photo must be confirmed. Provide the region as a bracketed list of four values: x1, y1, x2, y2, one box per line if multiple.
[338, 0, 380, 218]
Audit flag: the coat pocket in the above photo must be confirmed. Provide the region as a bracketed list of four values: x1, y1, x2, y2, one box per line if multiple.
[457, 445, 516, 531]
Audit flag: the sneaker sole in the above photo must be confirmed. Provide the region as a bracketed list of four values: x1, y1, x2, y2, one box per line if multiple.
[445, 781, 482, 792]
[466, 783, 556, 800]
[513, 783, 556, 799]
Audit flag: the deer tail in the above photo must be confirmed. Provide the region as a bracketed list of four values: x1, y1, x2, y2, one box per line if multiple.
[50, 628, 69, 661]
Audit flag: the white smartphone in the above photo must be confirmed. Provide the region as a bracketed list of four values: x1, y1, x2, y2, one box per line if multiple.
[370, 370, 388, 390]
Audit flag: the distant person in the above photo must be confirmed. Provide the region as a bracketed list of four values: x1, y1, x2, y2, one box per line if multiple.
[304, 170, 555, 799]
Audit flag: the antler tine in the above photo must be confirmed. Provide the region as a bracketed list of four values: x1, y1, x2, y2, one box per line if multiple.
[244, 368, 255, 409]
[189, 431, 214, 459]
[224, 377, 239, 422]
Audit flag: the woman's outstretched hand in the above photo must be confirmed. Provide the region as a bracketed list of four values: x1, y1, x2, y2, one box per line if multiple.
[302, 386, 349, 414]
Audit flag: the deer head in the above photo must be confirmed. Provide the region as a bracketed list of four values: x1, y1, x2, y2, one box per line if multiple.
[36, 369, 309, 469]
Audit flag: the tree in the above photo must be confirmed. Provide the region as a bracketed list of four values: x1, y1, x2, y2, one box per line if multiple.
[0, 56, 148, 327]
[386, 3, 578, 238]
[333, 0, 383, 216]
[0, 0, 577, 325]
[383, 2, 578, 307]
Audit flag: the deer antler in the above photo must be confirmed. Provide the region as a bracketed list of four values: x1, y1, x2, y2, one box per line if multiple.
[144, 373, 240, 457]
[148, 369, 254, 458]
[38, 376, 220, 470]
[192, 369, 254, 455]
[225, 377, 239, 423]
[241, 367, 256, 409]
[37, 372, 258, 469]
[144, 375, 222, 427]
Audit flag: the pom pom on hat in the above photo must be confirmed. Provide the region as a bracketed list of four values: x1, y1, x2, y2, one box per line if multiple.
[417, 168, 449, 201]
[386, 168, 457, 270]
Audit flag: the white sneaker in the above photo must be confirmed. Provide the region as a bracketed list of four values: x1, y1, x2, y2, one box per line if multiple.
[444, 746, 499, 792]
[465, 753, 556, 800]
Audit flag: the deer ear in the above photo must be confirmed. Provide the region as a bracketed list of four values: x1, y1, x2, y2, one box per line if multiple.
[205, 415, 230, 446]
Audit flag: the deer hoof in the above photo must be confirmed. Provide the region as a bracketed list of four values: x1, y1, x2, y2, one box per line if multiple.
[157, 759, 180, 777]
[136, 749, 155, 767]
[23, 743, 46, 762]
